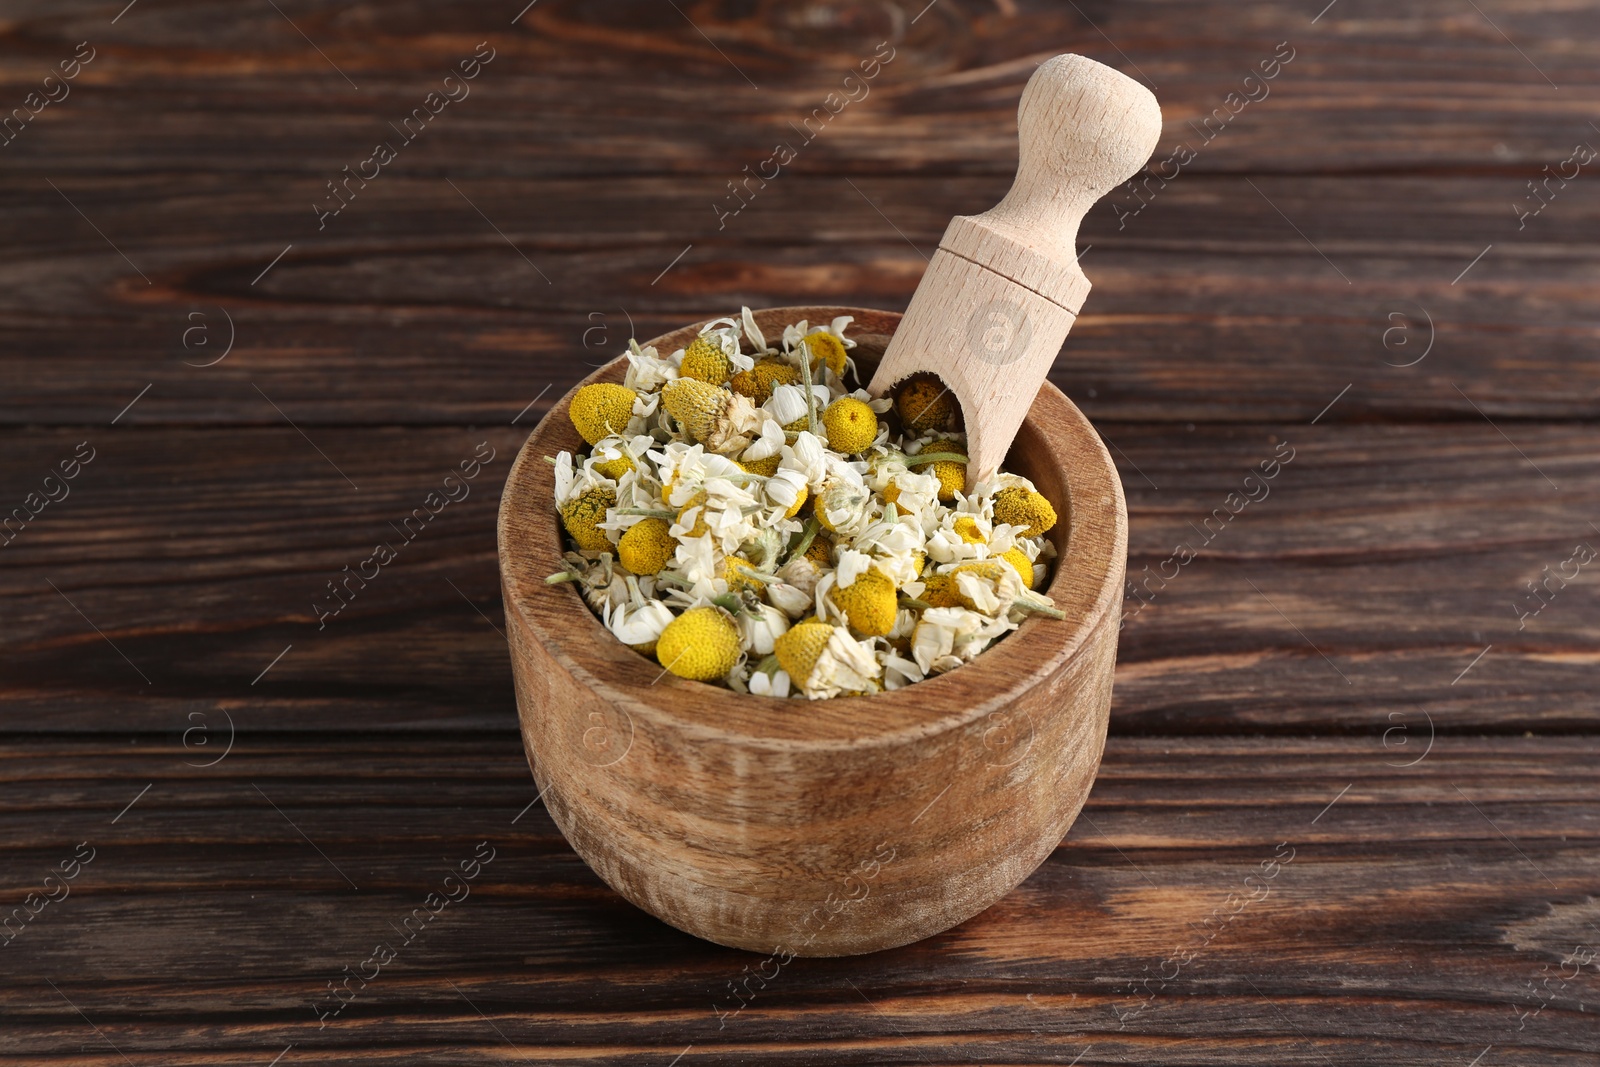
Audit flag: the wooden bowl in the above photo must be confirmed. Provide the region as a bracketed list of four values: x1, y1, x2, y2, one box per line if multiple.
[497, 306, 1126, 956]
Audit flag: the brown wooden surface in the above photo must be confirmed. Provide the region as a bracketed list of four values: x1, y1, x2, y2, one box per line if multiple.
[2, 0, 1598, 1063]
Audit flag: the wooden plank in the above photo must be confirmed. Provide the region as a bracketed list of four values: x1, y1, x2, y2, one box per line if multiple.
[0, 735, 1594, 1064]
[1, 1, 1596, 179]
[3, 423, 1595, 734]
[1, 2, 1595, 1061]
[0, 172, 1596, 425]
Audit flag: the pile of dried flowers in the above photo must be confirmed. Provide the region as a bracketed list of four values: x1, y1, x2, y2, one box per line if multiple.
[548, 308, 1063, 699]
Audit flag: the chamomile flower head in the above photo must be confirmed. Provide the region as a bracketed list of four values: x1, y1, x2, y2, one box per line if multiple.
[796, 327, 852, 379]
[927, 511, 991, 565]
[821, 396, 878, 455]
[546, 310, 1063, 699]
[774, 617, 881, 699]
[762, 468, 809, 521]
[732, 358, 803, 404]
[993, 485, 1058, 536]
[821, 563, 898, 638]
[781, 430, 830, 490]
[737, 602, 791, 656]
[661, 378, 765, 456]
[617, 517, 676, 575]
[776, 554, 824, 597]
[853, 509, 925, 565]
[912, 436, 968, 501]
[560, 485, 616, 552]
[661, 379, 729, 444]
[1000, 546, 1035, 589]
[781, 315, 856, 357]
[766, 578, 815, 618]
[894, 376, 957, 432]
[721, 555, 770, 595]
[740, 526, 788, 571]
[696, 317, 758, 369]
[738, 452, 781, 477]
[680, 334, 733, 384]
[815, 479, 871, 538]
[655, 606, 742, 682]
[911, 607, 1014, 675]
[873, 466, 941, 523]
[570, 383, 639, 445]
[763, 382, 829, 428]
[588, 436, 636, 481]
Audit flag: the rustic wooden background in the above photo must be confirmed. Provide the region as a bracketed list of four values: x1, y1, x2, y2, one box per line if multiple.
[3, 0, 1598, 1063]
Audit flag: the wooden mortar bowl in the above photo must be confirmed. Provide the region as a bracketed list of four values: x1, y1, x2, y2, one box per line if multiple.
[498, 306, 1126, 956]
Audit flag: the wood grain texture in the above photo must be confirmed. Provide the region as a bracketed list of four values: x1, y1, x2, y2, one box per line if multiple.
[1, 735, 1596, 1064]
[1, 0, 1597, 1061]
[2, 173, 1594, 426]
[2, 422, 1596, 735]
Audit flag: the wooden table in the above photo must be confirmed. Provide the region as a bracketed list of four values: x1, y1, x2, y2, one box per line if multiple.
[4, 2, 1597, 1063]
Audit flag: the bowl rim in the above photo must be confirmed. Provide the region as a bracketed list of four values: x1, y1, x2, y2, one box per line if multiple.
[497, 305, 1126, 750]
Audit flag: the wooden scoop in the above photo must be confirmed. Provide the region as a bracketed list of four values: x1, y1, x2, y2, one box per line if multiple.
[867, 54, 1162, 481]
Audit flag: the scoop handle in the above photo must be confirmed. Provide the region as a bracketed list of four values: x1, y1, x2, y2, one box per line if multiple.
[868, 55, 1161, 481]
[956, 53, 1163, 301]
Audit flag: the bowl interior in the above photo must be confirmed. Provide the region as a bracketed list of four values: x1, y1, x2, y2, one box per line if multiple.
[497, 306, 1125, 746]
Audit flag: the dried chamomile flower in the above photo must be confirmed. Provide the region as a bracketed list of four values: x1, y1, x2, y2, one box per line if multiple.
[895, 377, 957, 431]
[656, 606, 742, 681]
[927, 511, 991, 565]
[910, 436, 968, 501]
[802, 331, 849, 377]
[603, 580, 675, 653]
[1000, 546, 1035, 589]
[547, 309, 1064, 700]
[617, 517, 676, 575]
[822, 564, 899, 638]
[560, 485, 615, 552]
[732, 358, 802, 404]
[570, 383, 639, 445]
[589, 437, 636, 480]
[875, 466, 941, 518]
[993, 485, 1058, 536]
[814, 480, 871, 538]
[737, 602, 791, 656]
[763, 469, 809, 521]
[680, 334, 733, 384]
[774, 617, 880, 699]
[739, 453, 781, 477]
[821, 396, 878, 455]
[661, 379, 766, 456]
[776, 553, 823, 596]
[763, 383, 829, 431]
[722, 556, 772, 595]
[911, 607, 1014, 675]
[781, 429, 829, 488]
[624, 341, 678, 393]
[739, 526, 788, 572]
[947, 559, 1064, 620]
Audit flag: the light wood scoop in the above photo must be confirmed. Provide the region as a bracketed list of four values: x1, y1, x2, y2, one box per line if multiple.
[867, 54, 1162, 481]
